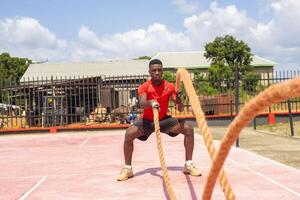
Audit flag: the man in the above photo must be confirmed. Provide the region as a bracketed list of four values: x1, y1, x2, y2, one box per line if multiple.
[117, 59, 201, 181]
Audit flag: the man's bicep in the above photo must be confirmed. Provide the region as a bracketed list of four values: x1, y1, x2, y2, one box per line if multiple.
[170, 83, 177, 101]
[170, 96, 176, 103]
[138, 93, 148, 105]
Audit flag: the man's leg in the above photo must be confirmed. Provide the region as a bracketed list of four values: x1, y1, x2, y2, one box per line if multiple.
[169, 121, 201, 176]
[117, 125, 144, 181]
[169, 122, 194, 161]
[183, 124, 194, 161]
[123, 126, 143, 165]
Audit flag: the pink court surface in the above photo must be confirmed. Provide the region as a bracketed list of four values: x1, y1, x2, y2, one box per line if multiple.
[0, 130, 299, 200]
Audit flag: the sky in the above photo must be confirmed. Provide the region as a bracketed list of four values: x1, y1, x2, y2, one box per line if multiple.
[0, 0, 300, 71]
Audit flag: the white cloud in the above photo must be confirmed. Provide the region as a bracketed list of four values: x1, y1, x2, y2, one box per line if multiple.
[1, 1, 300, 69]
[249, 0, 300, 67]
[0, 17, 65, 49]
[269, 0, 300, 47]
[73, 23, 191, 60]
[172, 0, 200, 14]
[0, 16, 191, 62]
[184, 2, 255, 48]
[78, 26, 101, 49]
[182, 1, 300, 69]
[0, 16, 68, 61]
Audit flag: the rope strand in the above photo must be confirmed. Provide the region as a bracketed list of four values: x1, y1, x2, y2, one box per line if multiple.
[153, 68, 300, 200]
[176, 68, 235, 200]
[202, 78, 300, 200]
[153, 108, 177, 200]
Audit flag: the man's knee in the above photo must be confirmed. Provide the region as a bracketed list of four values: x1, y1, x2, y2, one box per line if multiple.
[124, 126, 141, 142]
[183, 123, 194, 136]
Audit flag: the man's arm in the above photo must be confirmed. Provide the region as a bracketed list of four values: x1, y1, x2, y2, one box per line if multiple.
[138, 93, 158, 109]
[172, 92, 184, 112]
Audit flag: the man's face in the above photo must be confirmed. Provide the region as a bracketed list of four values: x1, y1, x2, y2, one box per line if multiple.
[149, 64, 163, 83]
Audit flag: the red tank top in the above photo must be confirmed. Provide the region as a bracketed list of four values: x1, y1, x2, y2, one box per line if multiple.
[138, 80, 176, 121]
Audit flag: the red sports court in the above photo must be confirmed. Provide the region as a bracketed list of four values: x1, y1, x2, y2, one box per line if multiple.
[0, 130, 299, 200]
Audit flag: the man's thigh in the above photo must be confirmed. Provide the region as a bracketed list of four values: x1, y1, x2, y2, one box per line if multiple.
[160, 116, 184, 137]
[132, 119, 154, 141]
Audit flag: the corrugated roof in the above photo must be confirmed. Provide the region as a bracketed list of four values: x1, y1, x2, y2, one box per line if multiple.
[152, 51, 276, 69]
[21, 60, 149, 81]
[250, 55, 276, 66]
[152, 51, 211, 68]
[21, 51, 276, 81]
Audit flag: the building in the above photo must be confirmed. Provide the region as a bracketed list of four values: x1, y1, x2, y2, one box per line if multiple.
[20, 60, 151, 127]
[21, 60, 149, 80]
[151, 51, 276, 77]
[21, 51, 275, 81]
[16, 51, 275, 127]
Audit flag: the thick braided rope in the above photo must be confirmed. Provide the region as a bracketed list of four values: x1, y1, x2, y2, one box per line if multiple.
[176, 68, 235, 200]
[153, 108, 177, 200]
[202, 78, 300, 200]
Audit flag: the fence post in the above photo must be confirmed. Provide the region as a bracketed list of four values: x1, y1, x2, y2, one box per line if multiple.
[287, 99, 295, 136]
[253, 117, 257, 130]
[234, 62, 240, 147]
[267, 72, 271, 113]
[230, 100, 233, 121]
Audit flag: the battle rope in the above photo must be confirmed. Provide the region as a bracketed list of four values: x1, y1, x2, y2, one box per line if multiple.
[202, 78, 300, 200]
[152, 67, 235, 200]
[175, 68, 235, 200]
[153, 107, 177, 200]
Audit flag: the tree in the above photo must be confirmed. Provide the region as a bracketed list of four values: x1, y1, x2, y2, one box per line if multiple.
[242, 72, 260, 93]
[204, 35, 258, 92]
[205, 35, 253, 78]
[163, 70, 189, 105]
[0, 53, 31, 82]
[134, 56, 151, 60]
[194, 72, 217, 95]
[162, 71, 176, 83]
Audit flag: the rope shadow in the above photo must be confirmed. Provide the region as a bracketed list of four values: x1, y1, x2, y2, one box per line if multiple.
[134, 166, 197, 200]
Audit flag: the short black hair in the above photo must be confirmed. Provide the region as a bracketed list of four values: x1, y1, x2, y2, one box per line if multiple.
[149, 59, 162, 67]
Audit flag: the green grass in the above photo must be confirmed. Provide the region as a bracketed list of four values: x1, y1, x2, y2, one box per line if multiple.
[257, 120, 300, 137]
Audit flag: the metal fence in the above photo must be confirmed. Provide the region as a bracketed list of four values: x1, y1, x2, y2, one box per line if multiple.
[0, 71, 300, 129]
[193, 71, 300, 115]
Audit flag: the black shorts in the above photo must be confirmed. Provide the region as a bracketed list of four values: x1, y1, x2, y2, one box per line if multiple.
[133, 115, 184, 141]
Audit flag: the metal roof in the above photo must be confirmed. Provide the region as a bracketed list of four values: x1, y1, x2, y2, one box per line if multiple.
[152, 51, 276, 69]
[21, 51, 276, 81]
[21, 60, 149, 81]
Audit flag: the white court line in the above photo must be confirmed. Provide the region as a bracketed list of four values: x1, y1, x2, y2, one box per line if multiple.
[195, 137, 300, 197]
[19, 176, 48, 200]
[194, 133, 300, 174]
[79, 135, 94, 148]
[237, 146, 300, 174]
[228, 158, 300, 197]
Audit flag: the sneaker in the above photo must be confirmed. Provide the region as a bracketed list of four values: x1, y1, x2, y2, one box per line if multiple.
[117, 167, 134, 181]
[183, 163, 202, 176]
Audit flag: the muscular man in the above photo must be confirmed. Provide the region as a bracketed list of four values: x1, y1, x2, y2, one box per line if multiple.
[117, 59, 201, 181]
